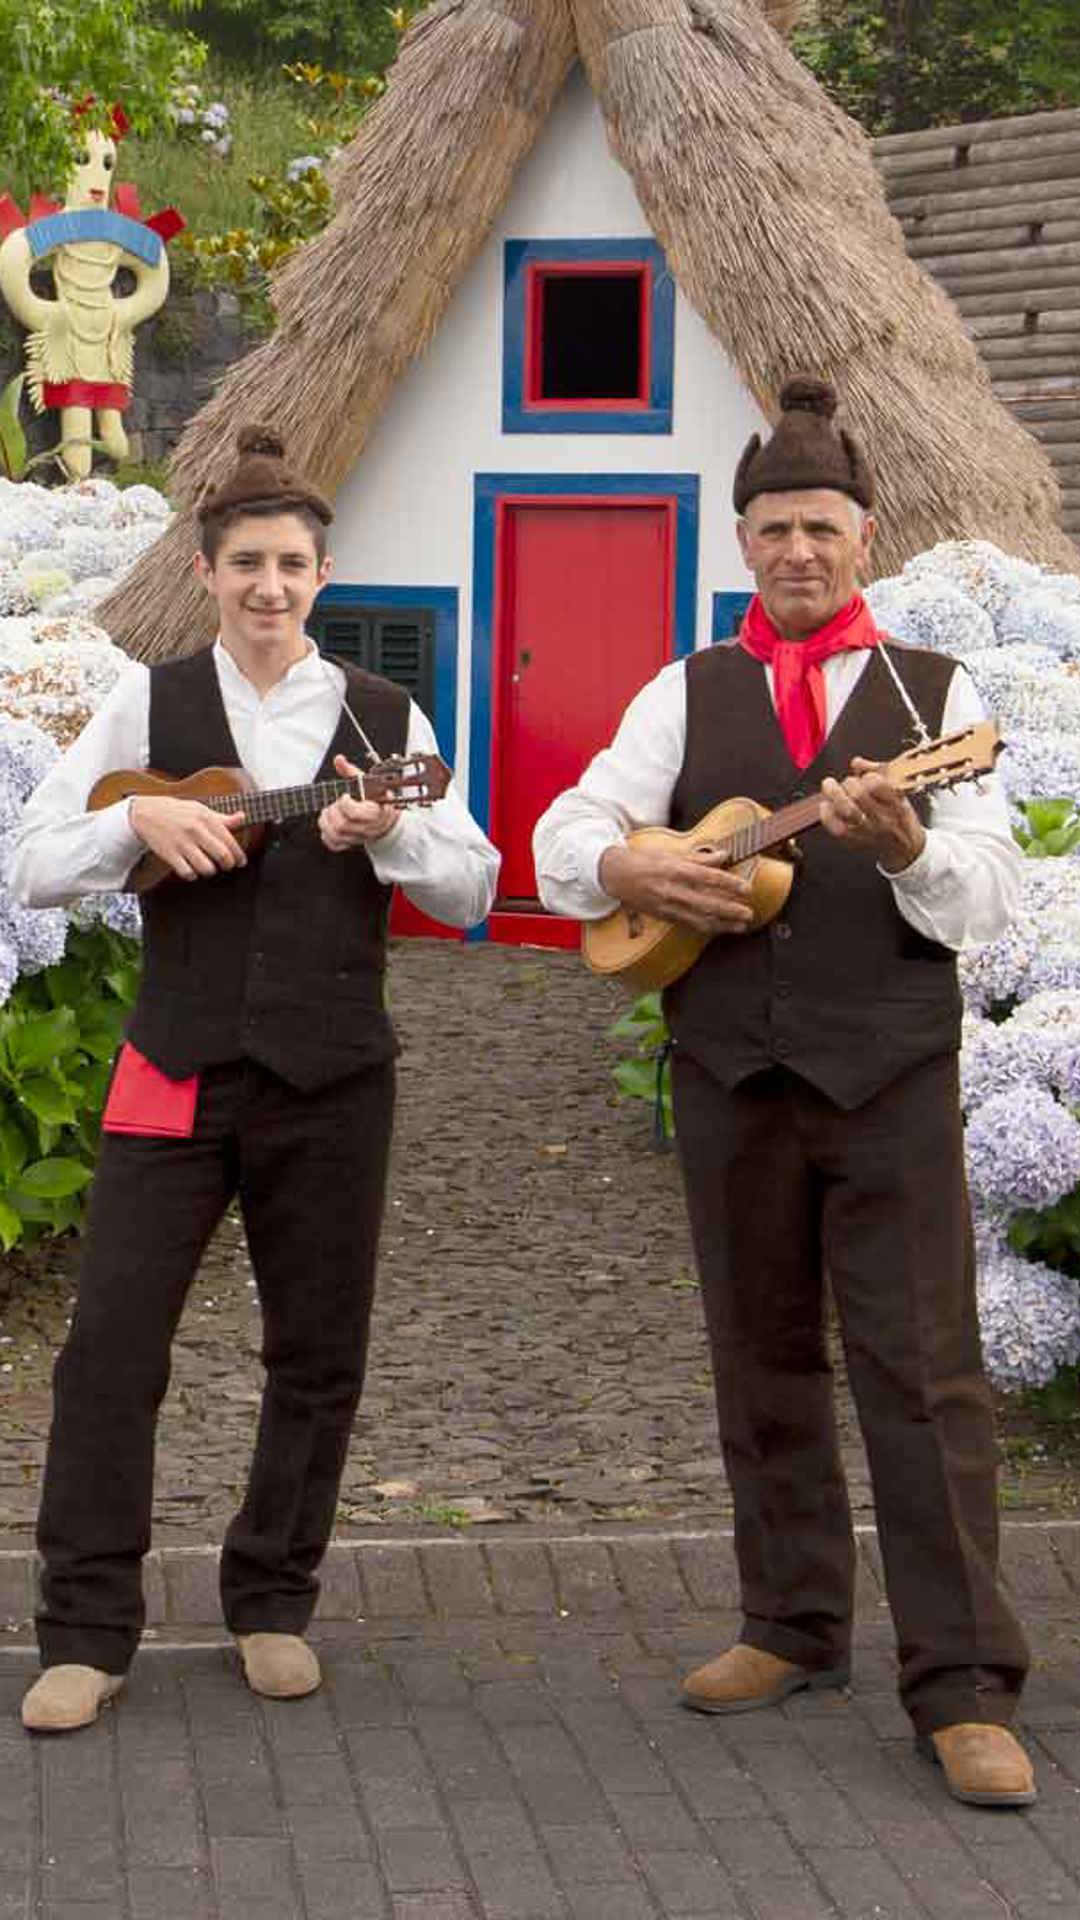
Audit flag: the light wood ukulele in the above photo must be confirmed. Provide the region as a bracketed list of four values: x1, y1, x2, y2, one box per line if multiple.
[88, 754, 451, 892]
[582, 721, 1004, 994]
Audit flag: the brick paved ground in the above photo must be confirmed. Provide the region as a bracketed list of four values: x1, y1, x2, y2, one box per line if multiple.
[3, 1526, 1080, 1919]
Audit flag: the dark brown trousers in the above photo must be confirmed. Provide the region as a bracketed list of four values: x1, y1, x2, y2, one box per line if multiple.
[672, 1049, 1028, 1736]
[35, 1056, 395, 1674]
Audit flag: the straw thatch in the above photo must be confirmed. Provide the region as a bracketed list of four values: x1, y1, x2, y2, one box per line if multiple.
[101, 0, 1077, 662]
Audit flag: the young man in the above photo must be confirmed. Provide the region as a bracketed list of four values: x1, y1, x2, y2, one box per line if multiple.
[11, 426, 499, 1731]
[534, 380, 1035, 1809]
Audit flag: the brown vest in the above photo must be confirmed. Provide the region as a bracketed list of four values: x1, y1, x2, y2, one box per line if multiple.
[126, 649, 409, 1090]
[664, 642, 962, 1109]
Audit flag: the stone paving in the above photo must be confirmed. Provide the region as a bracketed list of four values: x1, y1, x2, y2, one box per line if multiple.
[3, 1526, 1080, 1920]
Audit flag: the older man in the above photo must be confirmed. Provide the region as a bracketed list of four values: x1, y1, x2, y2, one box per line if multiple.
[533, 378, 1034, 1807]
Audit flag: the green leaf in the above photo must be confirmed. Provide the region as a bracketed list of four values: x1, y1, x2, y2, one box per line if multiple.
[17, 1077, 79, 1128]
[17, 1156, 93, 1200]
[613, 1059, 660, 1102]
[77, 1002, 126, 1062]
[0, 1195, 23, 1252]
[0, 373, 27, 482]
[104, 963, 142, 1006]
[8, 1007, 79, 1073]
[0, 1113, 29, 1183]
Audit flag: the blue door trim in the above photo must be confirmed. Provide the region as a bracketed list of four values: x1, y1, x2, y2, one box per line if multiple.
[314, 583, 458, 761]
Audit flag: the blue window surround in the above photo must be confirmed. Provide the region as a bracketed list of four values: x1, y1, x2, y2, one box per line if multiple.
[712, 590, 755, 643]
[468, 473, 700, 847]
[503, 238, 675, 436]
[313, 584, 458, 761]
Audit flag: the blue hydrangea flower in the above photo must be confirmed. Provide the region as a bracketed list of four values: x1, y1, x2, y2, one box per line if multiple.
[961, 650, 1080, 737]
[864, 576, 994, 657]
[999, 588, 1080, 662]
[997, 729, 1080, 808]
[974, 1223, 1080, 1390]
[965, 1082, 1080, 1211]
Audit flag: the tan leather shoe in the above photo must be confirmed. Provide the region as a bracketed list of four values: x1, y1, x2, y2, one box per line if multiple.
[921, 1724, 1037, 1807]
[236, 1633, 321, 1699]
[22, 1664, 124, 1733]
[681, 1643, 849, 1714]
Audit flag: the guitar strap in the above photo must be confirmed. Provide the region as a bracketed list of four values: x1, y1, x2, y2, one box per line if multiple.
[320, 657, 383, 771]
[873, 636, 934, 747]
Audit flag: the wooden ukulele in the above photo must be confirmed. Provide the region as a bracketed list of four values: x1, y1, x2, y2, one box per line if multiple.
[88, 754, 451, 892]
[582, 721, 1004, 994]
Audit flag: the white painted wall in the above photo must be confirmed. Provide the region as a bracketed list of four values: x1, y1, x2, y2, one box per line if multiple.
[330, 64, 767, 781]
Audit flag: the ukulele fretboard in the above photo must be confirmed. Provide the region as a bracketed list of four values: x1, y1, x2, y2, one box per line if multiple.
[204, 779, 360, 825]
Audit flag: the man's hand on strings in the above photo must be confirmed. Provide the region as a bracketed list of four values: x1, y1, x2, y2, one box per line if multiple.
[318, 754, 399, 852]
[599, 841, 755, 937]
[820, 756, 926, 873]
[130, 796, 247, 882]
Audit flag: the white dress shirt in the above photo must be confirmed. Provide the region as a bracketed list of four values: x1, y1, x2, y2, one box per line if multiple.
[9, 640, 500, 929]
[533, 648, 1022, 951]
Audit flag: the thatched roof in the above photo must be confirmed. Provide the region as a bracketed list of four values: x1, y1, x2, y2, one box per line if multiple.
[101, 0, 1077, 662]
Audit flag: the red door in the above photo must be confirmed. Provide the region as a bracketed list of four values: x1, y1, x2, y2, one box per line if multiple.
[490, 497, 674, 945]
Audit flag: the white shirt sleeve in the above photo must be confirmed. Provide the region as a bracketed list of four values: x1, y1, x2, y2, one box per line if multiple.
[6, 664, 149, 907]
[534, 653, 1022, 949]
[367, 701, 501, 929]
[883, 662, 1023, 950]
[533, 660, 688, 921]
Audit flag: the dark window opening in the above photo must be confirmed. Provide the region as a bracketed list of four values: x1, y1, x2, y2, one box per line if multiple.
[310, 605, 436, 720]
[536, 270, 645, 403]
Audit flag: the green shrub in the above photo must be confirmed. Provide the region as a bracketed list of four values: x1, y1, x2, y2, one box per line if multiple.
[0, 927, 140, 1251]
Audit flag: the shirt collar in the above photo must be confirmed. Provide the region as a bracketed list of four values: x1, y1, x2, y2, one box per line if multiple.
[213, 635, 324, 698]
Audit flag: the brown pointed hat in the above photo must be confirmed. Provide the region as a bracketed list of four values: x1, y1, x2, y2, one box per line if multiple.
[733, 377, 875, 514]
[197, 424, 334, 525]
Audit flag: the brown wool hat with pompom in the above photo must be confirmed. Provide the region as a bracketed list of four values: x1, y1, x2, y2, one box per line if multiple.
[732, 377, 875, 515]
[197, 424, 334, 526]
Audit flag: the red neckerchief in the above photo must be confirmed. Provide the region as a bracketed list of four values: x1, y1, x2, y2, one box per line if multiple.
[738, 592, 879, 769]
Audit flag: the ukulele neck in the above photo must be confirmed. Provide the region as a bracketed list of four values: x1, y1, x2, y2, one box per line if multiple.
[203, 776, 365, 827]
[721, 794, 824, 863]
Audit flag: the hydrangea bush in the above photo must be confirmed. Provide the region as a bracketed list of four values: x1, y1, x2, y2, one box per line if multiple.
[0, 477, 155, 1247]
[611, 541, 1080, 1399]
[865, 542, 1080, 1398]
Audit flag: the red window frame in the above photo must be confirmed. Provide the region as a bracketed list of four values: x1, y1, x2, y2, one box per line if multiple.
[523, 259, 653, 413]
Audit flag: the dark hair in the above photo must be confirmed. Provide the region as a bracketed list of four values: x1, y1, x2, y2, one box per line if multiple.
[199, 497, 329, 565]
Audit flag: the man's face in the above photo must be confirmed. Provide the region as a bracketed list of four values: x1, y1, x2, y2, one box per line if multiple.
[736, 488, 875, 639]
[194, 513, 332, 654]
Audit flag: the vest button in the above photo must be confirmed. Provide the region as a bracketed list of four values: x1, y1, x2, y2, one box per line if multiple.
[774, 1037, 792, 1057]
[773, 921, 792, 941]
[775, 983, 792, 999]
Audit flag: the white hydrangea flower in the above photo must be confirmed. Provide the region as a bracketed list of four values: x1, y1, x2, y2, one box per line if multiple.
[58, 478, 123, 526]
[901, 541, 1042, 623]
[58, 526, 127, 582]
[998, 729, 1080, 807]
[114, 485, 170, 525]
[37, 577, 116, 616]
[999, 588, 1080, 663]
[960, 650, 1080, 736]
[865, 575, 995, 657]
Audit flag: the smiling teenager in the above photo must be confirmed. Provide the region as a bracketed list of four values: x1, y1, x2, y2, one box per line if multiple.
[10, 427, 499, 1732]
[534, 379, 1036, 1810]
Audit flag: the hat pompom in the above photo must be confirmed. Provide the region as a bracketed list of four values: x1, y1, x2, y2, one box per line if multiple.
[779, 377, 838, 420]
[236, 424, 286, 459]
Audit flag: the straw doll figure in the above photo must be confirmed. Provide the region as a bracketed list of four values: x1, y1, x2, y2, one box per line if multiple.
[0, 120, 182, 480]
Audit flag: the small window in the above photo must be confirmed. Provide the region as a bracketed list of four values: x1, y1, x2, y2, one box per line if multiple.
[532, 268, 646, 405]
[310, 605, 435, 717]
[503, 238, 674, 436]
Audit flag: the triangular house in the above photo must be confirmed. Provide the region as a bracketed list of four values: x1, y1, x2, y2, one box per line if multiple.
[101, 0, 1079, 946]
